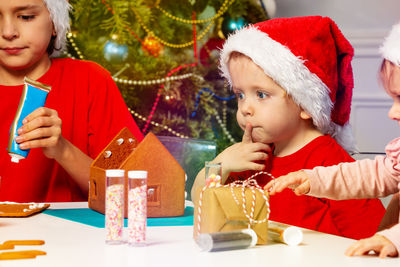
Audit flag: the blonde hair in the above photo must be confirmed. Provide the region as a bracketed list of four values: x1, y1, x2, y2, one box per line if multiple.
[42, 0, 71, 57]
[379, 59, 396, 92]
[227, 51, 288, 97]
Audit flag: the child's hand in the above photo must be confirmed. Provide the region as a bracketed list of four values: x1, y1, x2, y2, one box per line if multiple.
[215, 123, 271, 175]
[15, 107, 64, 159]
[264, 170, 310, 196]
[345, 234, 398, 258]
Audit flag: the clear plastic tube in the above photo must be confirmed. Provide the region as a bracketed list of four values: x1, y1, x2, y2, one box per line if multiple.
[204, 161, 222, 186]
[105, 169, 125, 245]
[196, 229, 257, 252]
[127, 170, 147, 246]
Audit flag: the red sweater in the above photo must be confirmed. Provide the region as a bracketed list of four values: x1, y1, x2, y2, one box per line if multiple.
[0, 58, 143, 202]
[227, 135, 385, 239]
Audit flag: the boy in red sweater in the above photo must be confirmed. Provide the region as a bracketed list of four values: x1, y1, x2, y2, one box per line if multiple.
[0, 0, 143, 202]
[191, 16, 385, 239]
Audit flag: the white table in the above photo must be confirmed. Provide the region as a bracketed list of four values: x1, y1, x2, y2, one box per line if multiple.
[0, 202, 398, 267]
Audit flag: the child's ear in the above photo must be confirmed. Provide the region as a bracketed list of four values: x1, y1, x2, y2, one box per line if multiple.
[300, 110, 312, 120]
[52, 24, 56, 36]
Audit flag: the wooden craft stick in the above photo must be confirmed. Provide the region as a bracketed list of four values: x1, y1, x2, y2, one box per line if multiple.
[3, 240, 45, 246]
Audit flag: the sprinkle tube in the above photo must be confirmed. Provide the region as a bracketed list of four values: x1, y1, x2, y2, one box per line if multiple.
[7, 77, 51, 163]
[268, 221, 303, 246]
[196, 229, 257, 252]
[127, 170, 147, 246]
[105, 169, 125, 245]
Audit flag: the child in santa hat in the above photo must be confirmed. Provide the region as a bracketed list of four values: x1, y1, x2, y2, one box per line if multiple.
[192, 16, 385, 240]
[266, 22, 400, 258]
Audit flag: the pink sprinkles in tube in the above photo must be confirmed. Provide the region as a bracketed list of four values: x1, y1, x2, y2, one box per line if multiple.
[128, 171, 147, 246]
[105, 169, 125, 244]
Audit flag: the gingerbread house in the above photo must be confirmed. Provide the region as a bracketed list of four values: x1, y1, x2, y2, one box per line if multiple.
[89, 127, 185, 218]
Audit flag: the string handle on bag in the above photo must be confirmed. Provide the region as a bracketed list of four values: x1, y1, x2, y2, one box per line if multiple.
[197, 171, 274, 235]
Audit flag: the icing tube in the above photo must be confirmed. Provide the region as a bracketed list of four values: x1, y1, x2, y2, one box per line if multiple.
[7, 77, 51, 163]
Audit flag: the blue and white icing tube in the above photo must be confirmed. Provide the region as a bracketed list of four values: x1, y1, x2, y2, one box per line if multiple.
[7, 77, 51, 163]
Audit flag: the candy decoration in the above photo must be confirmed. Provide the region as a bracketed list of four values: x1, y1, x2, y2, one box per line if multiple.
[205, 173, 222, 187]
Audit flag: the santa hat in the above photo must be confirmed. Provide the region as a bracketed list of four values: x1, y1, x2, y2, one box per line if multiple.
[219, 16, 357, 153]
[380, 22, 400, 66]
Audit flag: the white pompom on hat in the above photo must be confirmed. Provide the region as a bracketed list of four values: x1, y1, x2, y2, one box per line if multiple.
[380, 22, 400, 66]
[219, 16, 357, 153]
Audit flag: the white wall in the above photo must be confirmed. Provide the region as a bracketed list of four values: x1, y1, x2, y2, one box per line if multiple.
[274, 0, 400, 29]
[274, 0, 400, 153]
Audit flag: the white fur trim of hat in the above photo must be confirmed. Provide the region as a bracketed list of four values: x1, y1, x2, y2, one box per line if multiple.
[380, 22, 400, 66]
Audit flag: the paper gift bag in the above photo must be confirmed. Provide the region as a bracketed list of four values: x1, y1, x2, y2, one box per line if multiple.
[193, 185, 269, 245]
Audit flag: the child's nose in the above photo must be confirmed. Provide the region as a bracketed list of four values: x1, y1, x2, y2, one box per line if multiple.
[1, 19, 19, 40]
[240, 100, 254, 116]
[388, 103, 400, 121]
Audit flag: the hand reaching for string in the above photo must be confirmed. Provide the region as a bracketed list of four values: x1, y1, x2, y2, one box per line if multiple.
[15, 107, 65, 160]
[214, 123, 271, 176]
[264, 170, 311, 196]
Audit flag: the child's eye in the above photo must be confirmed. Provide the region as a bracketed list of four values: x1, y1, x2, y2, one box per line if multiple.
[256, 91, 269, 99]
[19, 15, 35, 21]
[235, 92, 245, 100]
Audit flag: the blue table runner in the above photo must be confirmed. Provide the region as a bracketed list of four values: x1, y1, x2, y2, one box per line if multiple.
[43, 206, 194, 228]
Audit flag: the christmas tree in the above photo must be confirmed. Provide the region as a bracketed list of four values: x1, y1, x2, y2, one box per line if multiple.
[67, 0, 269, 152]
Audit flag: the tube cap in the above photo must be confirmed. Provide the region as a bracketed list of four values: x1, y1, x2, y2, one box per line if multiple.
[9, 153, 25, 163]
[128, 171, 148, 179]
[241, 228, 258, 247]
[282, 226, 303, 246]
[105, 169, 125, 177]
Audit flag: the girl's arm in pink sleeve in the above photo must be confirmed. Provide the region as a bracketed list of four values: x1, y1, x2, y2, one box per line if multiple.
[379, 223, 400, 256]
[379, 193, 400, 231]
[305, 156, 399, 200]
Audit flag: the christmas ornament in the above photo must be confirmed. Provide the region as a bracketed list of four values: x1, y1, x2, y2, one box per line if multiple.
[142, 63, 197, 134]
[103, 40, 128, 63]
[141, 35, 164, 57]
[200, 38, 225, 66]
[221, 16, 248, 38]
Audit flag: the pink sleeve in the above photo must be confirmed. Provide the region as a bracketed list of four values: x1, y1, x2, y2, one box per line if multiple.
[305, 138, 400, 200]
[379, 224, 400, 255]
